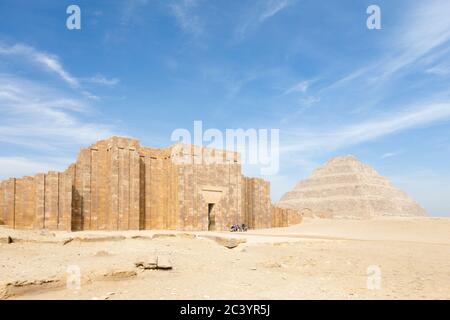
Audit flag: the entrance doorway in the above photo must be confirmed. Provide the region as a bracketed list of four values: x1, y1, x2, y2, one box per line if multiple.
[208, 203, 215, 231]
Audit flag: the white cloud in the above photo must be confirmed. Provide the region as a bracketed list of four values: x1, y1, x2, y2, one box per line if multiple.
[170, 0, 203, 36]
[299, 96, 320, 107]
[325, 0, 450, 90]
[282, 102, 450, 154]
[235, 0, 296, 40]
[88, 74, 120, 86]
[381, 151, 402, 159]
[0, 43, 79, 87]
[0, 74, 116, 150]
[426, 64, 450, 76]
[259, 0, 295, 22]
[284, 80, 309, 95]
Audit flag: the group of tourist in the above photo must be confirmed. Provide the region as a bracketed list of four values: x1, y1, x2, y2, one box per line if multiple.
[230, 224, 248, 232]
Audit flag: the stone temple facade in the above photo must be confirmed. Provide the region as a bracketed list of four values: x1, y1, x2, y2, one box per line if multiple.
[278, 155, 427, 218]
[0, 137, 301, 231]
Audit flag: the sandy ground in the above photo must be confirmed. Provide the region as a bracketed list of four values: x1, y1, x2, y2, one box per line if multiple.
[1, 217, 449, 300]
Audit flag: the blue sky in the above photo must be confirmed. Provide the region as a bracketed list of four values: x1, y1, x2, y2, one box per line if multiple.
[0, 0, 449, 216]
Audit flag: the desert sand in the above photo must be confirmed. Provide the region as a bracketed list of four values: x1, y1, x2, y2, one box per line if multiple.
[1, 217, 450, 300]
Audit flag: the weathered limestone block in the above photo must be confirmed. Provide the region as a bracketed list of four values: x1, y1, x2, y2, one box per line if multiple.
[156, 256, 172, 270]
[44, 172, 59, 230]
[16, 177, 36, 229]
[108, 145, 119, 230]
[242, 177, 271, 229]
[58, 167, 74, 231]
[34, 174, 45, 229]
[90, 148, 99, 230]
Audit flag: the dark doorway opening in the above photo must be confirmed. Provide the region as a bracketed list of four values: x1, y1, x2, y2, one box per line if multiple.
[208, 203, 215, 231]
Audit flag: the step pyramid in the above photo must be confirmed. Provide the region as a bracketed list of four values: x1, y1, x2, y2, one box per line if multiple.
[278, 155, 427, 218]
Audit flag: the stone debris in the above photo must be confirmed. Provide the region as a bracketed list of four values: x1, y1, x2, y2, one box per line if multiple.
[94, 250, 113, 257]
[100, 268, 137, 280]
[202, 235, 247, 249]
[135, 256, 158, 270]
[73, 235, 126, 243]
[152, 233, 177, 239]
[135, 255, 173, 270]
[0, 236, 12, 244]
[0, 277, 62, 299]
[177, 233, 197, 239]
[131, 235, 153, 240]
[279, 155, 427, 218]
[156, 256, 172, 270]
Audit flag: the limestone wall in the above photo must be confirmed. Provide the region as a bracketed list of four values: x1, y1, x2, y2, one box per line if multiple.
[271, 206, 302, 228]
[0, 137, 296, 231]
[71, 137, 142, 231]
[241, 177, 272, 229]
[0, 170, 72, 230]
[139, 146, 177, 230]
[171, 144, 243, 231]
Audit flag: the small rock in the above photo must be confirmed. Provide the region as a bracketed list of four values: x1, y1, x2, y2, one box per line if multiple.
[62, 238, 73, 246]
[152, 233, 176, 239]
[102, 269, 137, 279]
[135, 256, 158, 270]
[0, 236, 12, 244]
[95, 250, 112, 257]
[74, 235, 126, 242]
[131, 235, 153, 240]
[177, 233, 196, 239]
[264, 262, 282, 268]
[157, 256, 173, 270]
[209, 236, 246, 249]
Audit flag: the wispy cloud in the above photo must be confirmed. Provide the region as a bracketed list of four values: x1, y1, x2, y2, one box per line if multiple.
[87, 74, 120, 86]
[0, 49, 117, 179]
[324, 0, 450, 91]
[381, 151, 403, 159]
[0, 42, 120, 102]
[282, 102, 450, 155]
[0, 74, 115, 150]
[0, 43, 79, 87]
[283, 80, 309, 95]
[259, 0, 295, 22]
[170, 0, 203, 36]
[426, 64, 450, 76]
[121, 0, 150, 26]
[235, 0, 296, 40]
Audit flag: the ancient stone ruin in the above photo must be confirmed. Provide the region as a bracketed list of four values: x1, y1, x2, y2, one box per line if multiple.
[278, 155, 427, 218]
[0, 137, 301, 231]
